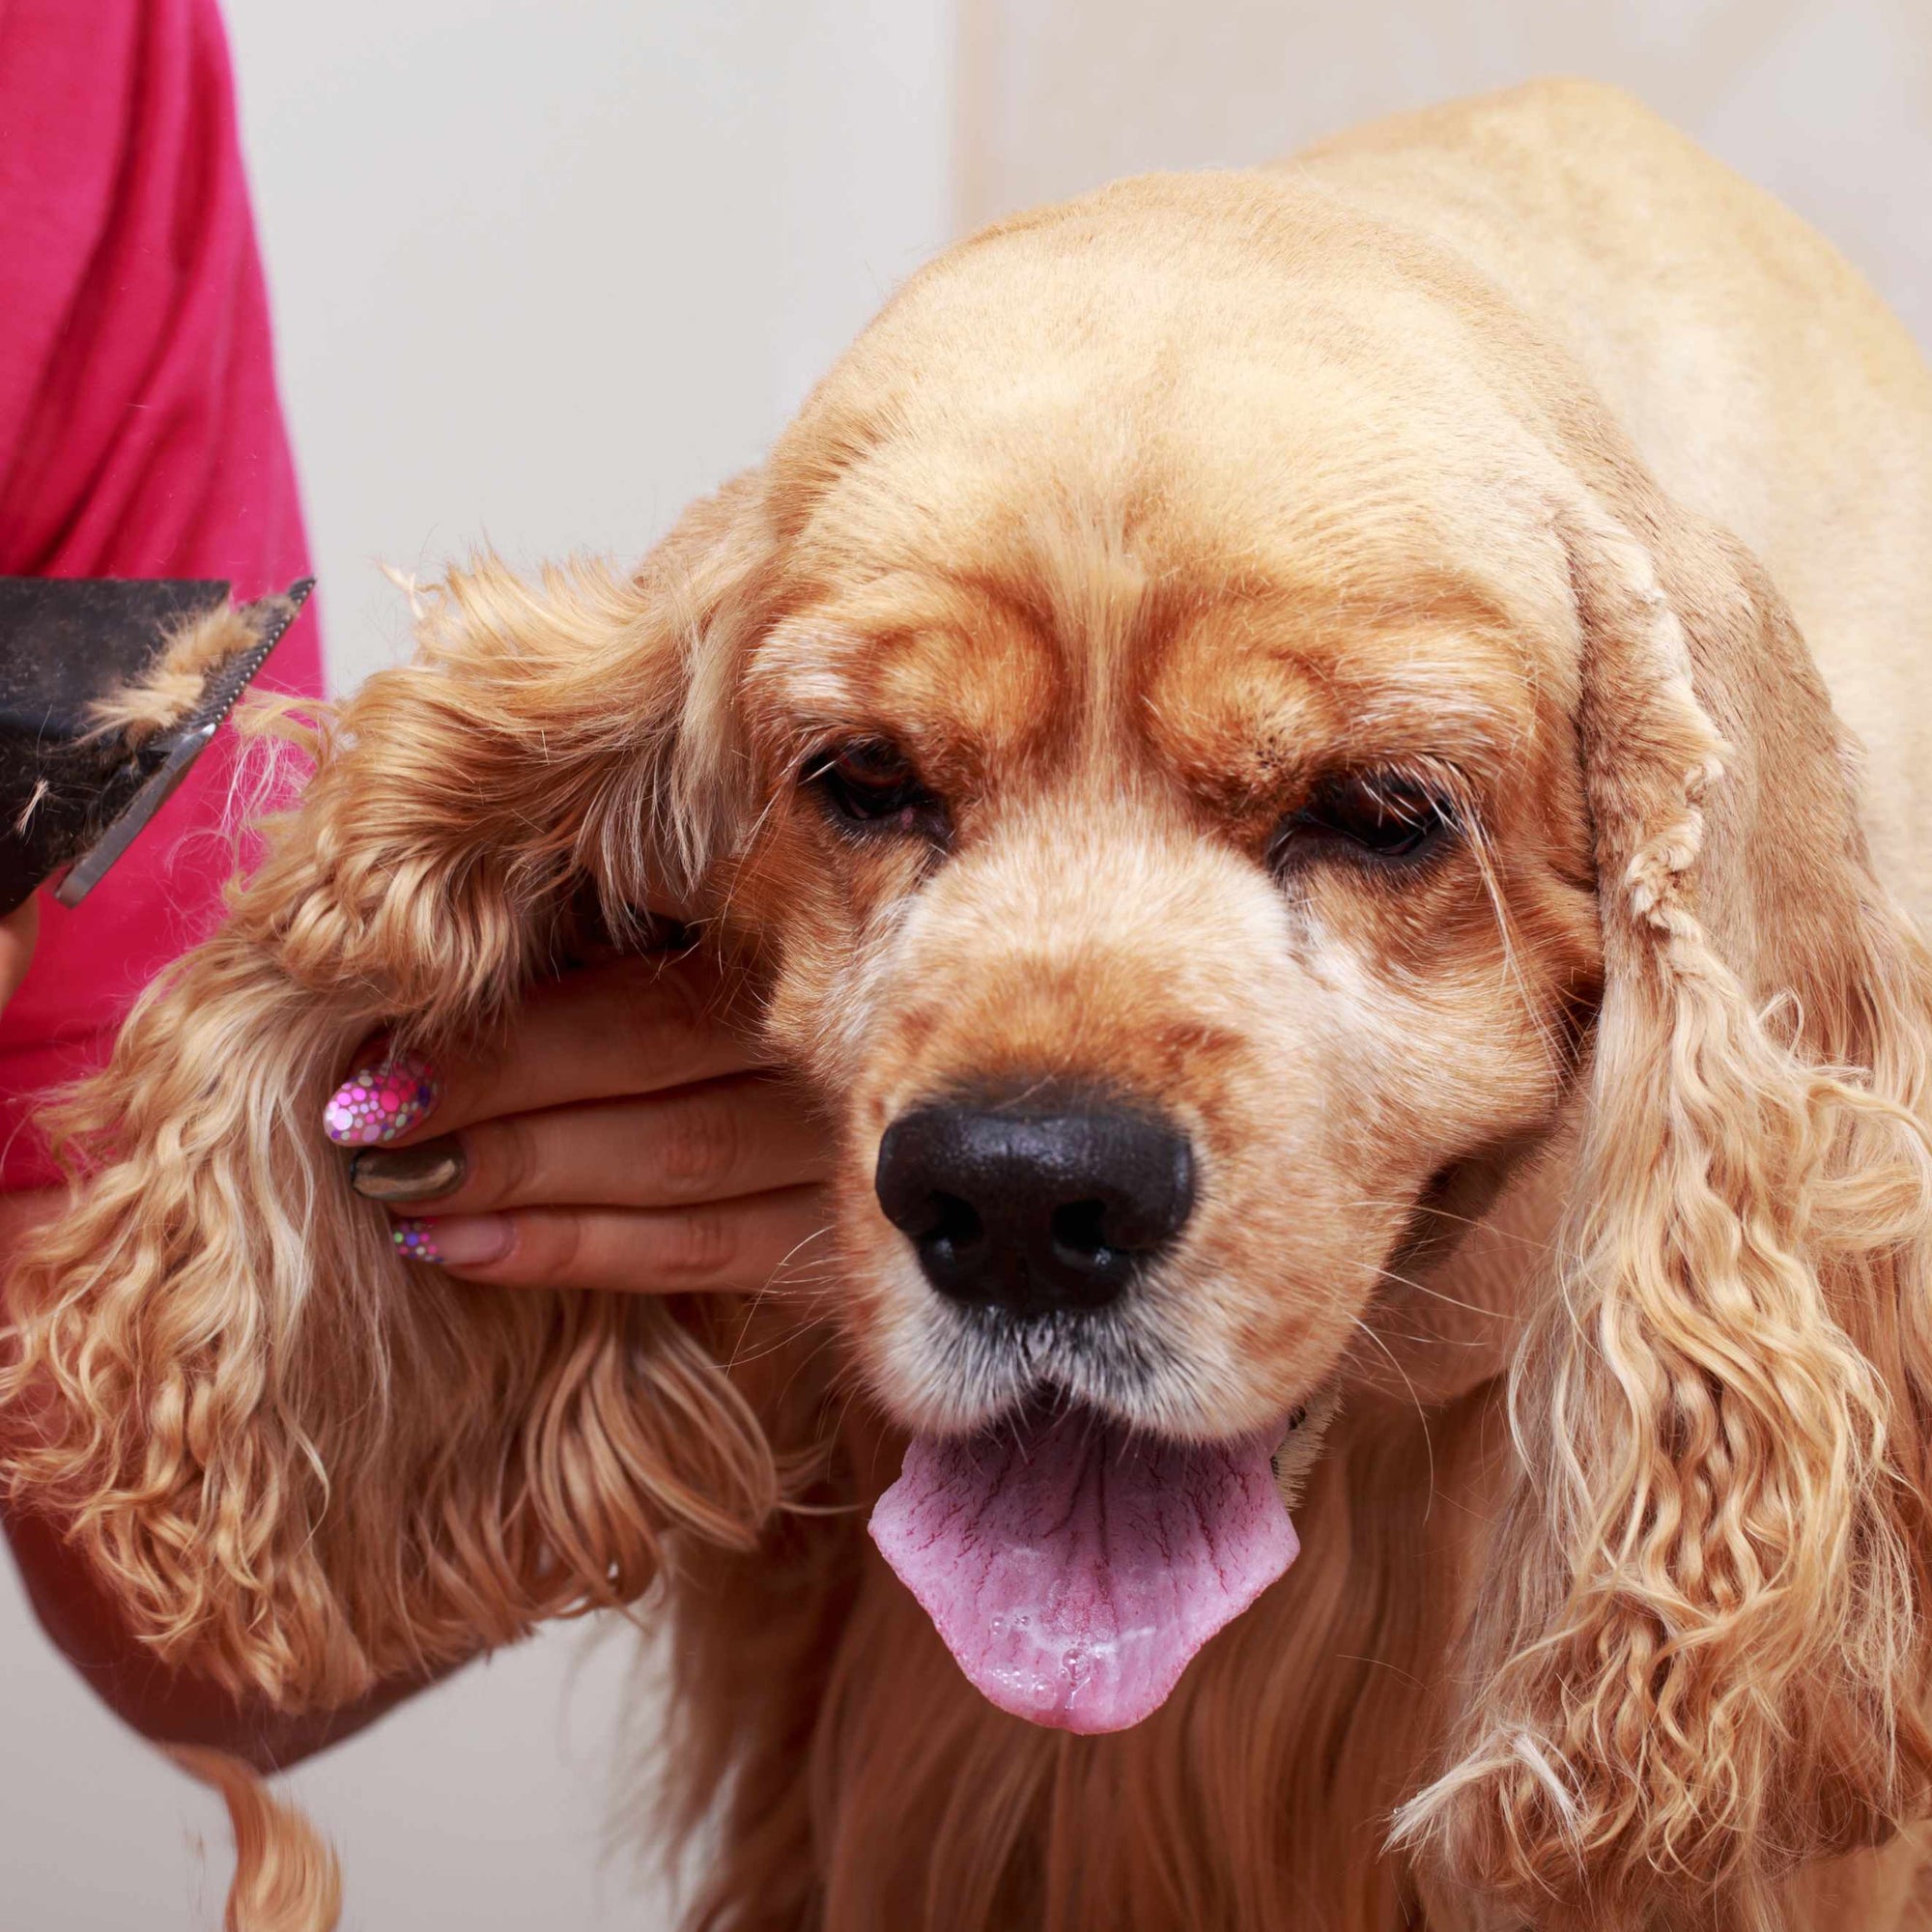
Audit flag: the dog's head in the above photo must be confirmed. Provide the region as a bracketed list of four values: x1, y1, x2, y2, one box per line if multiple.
[10, 176, 1932, 1925]
[733, 226, 1599, 1453]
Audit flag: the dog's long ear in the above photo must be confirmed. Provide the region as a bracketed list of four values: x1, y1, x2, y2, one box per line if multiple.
[2, 473, 783, 1711]
[1403, 492, 1932, 1925]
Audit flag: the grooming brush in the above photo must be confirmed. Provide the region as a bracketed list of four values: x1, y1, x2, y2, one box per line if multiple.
[0, 577, 314, 915]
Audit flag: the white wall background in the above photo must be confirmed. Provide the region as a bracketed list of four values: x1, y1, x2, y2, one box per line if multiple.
[245, 0, 953, 694]
[955, 0, 1932, 354]
[3, 2, 1927, 1926]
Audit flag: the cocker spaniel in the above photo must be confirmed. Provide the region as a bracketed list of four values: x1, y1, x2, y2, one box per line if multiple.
[8, 78, 1932, 1932]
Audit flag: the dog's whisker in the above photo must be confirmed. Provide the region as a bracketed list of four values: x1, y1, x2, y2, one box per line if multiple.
[1349, 1315, 1435, 1514]
[1367, 1262, 1504, 1321]
[1349, 1186, 1558, 1255]
[1334, 1651, 1431, 1695]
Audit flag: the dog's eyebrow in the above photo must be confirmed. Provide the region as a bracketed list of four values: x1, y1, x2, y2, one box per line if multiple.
[1333, 667, 1537, 779]
[1147, 637, 1542, 801]
[742, 628, 865, 724]
[745, 588, 1064, 763]
[740, 642, 930, 767]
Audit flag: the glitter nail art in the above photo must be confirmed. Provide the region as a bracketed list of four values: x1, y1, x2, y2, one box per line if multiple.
[324, 1052, 440, 1147]
[389, 1217, 441, 1264]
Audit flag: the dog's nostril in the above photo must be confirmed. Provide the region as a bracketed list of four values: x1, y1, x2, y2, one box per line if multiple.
[1049, 1198, 1110, 1264]
[874, 1098, 1195, 1318]
[924, 1192, 984, 1258]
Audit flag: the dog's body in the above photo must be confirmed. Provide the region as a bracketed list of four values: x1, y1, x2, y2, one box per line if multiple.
[8, 80, 1932, 1932]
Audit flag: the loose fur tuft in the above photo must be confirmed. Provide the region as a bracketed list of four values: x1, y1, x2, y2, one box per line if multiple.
[170, 1748, 342, 1932]
[86, 598, 293, 751]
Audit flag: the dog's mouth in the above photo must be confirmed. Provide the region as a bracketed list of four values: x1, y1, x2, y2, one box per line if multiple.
[868, 1399, 1302, 1733]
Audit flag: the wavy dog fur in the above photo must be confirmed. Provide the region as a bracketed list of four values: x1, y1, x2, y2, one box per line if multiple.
[1394, 507, 1932, 1928]
[6, 538, 785, 1713]
[8, 81, 1932, 1932]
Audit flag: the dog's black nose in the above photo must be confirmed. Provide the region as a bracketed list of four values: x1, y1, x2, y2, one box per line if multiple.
[874, 1101, 1195, 1315]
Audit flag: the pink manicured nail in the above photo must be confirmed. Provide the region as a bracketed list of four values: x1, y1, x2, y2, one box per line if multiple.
[390, 1214, 512, 1267]
[324, 1051, 440, 1147]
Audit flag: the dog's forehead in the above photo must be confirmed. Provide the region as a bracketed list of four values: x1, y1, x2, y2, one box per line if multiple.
[751, 455, 1572, 790]
[751, 182, 1582, 774]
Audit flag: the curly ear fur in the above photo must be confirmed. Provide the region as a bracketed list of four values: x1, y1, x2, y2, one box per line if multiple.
[1401, 497, 1932, 1926]
[0, 477, 787, 1712]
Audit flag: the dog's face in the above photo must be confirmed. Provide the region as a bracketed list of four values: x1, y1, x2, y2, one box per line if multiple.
[716, 208, 1604, 1445]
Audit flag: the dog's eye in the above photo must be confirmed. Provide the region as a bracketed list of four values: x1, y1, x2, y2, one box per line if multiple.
[1270, 773, 1455, 869]
[803, 740, 948, 840]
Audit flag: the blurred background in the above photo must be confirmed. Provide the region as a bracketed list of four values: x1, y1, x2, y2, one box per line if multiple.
[2, 0, 1926, 1923]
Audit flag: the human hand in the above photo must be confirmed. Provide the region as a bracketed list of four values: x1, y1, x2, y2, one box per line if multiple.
[0, 896, 39, 1010]
[326, 953, 833, 1293]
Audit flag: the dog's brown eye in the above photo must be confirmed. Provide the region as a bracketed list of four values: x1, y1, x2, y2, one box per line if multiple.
[1270, 773, 1455, 869]
[803, 740, 948, 840]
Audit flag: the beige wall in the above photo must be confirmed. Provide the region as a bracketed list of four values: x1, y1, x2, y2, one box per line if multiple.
[956, 0, 1932, 352]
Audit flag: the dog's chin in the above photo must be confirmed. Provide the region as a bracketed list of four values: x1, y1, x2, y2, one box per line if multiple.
[867, 1289, 1313, 1446]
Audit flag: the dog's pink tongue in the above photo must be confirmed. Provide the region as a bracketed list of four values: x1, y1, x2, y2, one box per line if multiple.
[869, 1409, 1297, 1733]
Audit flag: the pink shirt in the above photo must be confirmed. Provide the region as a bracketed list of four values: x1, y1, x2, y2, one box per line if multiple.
[0, 0, 324, 1187]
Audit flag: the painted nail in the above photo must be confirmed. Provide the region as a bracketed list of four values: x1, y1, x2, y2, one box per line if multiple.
[324, 1051, 440, 1147]
[389, 1214, 512, 1268]
[350, 1137, 467, 1204]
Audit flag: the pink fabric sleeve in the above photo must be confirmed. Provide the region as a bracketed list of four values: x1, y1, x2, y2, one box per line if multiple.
[0, 0, 325, 1187]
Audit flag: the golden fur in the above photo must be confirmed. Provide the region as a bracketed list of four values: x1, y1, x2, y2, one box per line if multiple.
[7, 80, 1932, 1931]
[85, 595, 296, 749]
[169, 1747, 342, 1932]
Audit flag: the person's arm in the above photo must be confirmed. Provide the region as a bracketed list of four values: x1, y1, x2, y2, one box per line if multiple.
[0, 0, 393, 1775]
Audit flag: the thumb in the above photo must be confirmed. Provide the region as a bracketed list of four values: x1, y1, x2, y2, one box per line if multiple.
[0, 896, 40, 1011]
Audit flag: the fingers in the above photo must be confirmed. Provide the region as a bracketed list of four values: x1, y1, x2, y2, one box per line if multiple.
[318, 953, 836, 1296]
[324, 953, 761, 1150]
[348, 1076, 832, 1214]
[388, 1185, 834, 1294]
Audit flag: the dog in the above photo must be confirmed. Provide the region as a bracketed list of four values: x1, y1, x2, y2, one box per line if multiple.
[6, 77, 1932, 1931]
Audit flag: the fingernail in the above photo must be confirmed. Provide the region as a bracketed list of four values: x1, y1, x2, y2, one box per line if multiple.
[350, 1137, 467, 1203]
[390, 1214, 512, 1267]
[324, 1051, 440, 1147]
